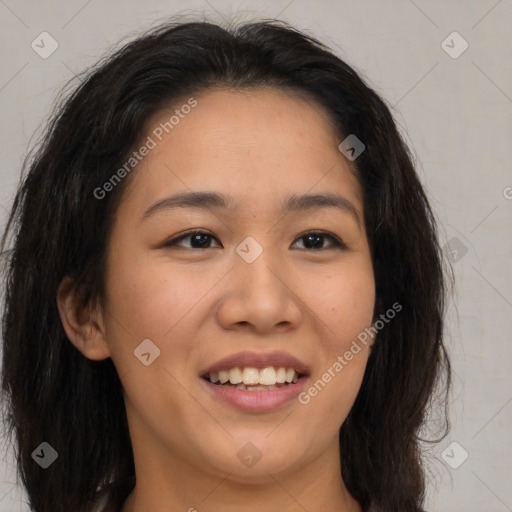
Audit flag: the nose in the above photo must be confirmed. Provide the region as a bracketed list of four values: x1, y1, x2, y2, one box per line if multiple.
[215, 248, 303, 335]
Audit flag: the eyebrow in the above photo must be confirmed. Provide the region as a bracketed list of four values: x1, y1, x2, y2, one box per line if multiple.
[140, 191, 361, 226]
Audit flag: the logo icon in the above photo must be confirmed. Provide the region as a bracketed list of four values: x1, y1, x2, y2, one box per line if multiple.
[237, 442, 263, 468]
[441, 441, 469, 469]
[31, 442, 58, 469]
[441, 32, 468, 59]
[31, 32, 59, 59]
[134, 338, 161, 366]
[444, 236, 468, 264]
[338, 134, 365, 161]
[236, 236, 263, 263]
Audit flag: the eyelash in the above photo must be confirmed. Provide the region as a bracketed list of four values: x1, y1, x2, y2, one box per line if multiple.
[163, 230, 348, 251]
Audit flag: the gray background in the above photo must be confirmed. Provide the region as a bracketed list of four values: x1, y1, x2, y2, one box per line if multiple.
[0, 1, 511, 511]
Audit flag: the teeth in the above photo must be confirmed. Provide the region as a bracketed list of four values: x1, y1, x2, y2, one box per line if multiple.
[228, 367, 243, 384]
[259, 367, 276, 385]
[207, 366, 302, 386]
[242, 367, 260, 385]
[236, 383, 279, 391]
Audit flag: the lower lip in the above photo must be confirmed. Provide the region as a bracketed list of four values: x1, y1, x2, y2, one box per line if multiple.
[200, 377, 309, 412]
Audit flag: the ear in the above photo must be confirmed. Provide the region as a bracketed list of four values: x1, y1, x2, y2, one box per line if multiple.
[56, 276, 111, 360]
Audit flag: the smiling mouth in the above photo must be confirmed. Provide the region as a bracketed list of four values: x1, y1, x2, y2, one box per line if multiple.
[202, 366, 305, 391]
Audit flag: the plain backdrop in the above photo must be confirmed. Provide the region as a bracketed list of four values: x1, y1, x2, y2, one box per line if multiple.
[0, 1, 511, 511]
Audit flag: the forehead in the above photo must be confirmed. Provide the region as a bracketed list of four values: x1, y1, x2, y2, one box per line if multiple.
[123, 87, 363, 215]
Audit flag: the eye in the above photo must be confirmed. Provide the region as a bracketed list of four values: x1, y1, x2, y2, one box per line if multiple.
[291, 231, 348, 251]
[163, 230, 347, 251]
[164, 231, 221, 249]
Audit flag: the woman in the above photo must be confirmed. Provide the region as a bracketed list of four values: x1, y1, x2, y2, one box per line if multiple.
[1, 17, 451, 512]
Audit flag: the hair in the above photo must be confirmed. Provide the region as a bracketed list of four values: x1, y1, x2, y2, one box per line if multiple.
[0, 16, 451, 512]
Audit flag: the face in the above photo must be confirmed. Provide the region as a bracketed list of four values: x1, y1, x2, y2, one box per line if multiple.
[92, 88, 375, 488]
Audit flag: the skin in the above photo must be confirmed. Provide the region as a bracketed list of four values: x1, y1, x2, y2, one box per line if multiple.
[58, 87, 376, 512]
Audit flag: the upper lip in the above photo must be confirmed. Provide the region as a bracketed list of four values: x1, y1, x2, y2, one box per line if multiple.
[200, 350, 311, 377]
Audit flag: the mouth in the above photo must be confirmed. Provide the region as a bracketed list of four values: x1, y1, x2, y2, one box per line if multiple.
[199, 351, 310, 412]
[202, 366, 305, 391]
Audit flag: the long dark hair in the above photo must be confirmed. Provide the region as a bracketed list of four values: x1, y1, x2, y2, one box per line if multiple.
[1, 17, 451, 512]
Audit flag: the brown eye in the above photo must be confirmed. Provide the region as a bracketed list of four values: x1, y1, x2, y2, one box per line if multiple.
[164, 231, 222, 249]
[291, 231, 347, 251]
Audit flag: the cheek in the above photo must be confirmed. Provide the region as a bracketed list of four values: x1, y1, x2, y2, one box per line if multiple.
[103, 253, 211, 362]
[304, 263, 376, 344]
[296, 265, 375, 416]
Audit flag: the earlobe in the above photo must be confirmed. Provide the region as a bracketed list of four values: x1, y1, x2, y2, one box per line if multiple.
[56, 276, 111, 361]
